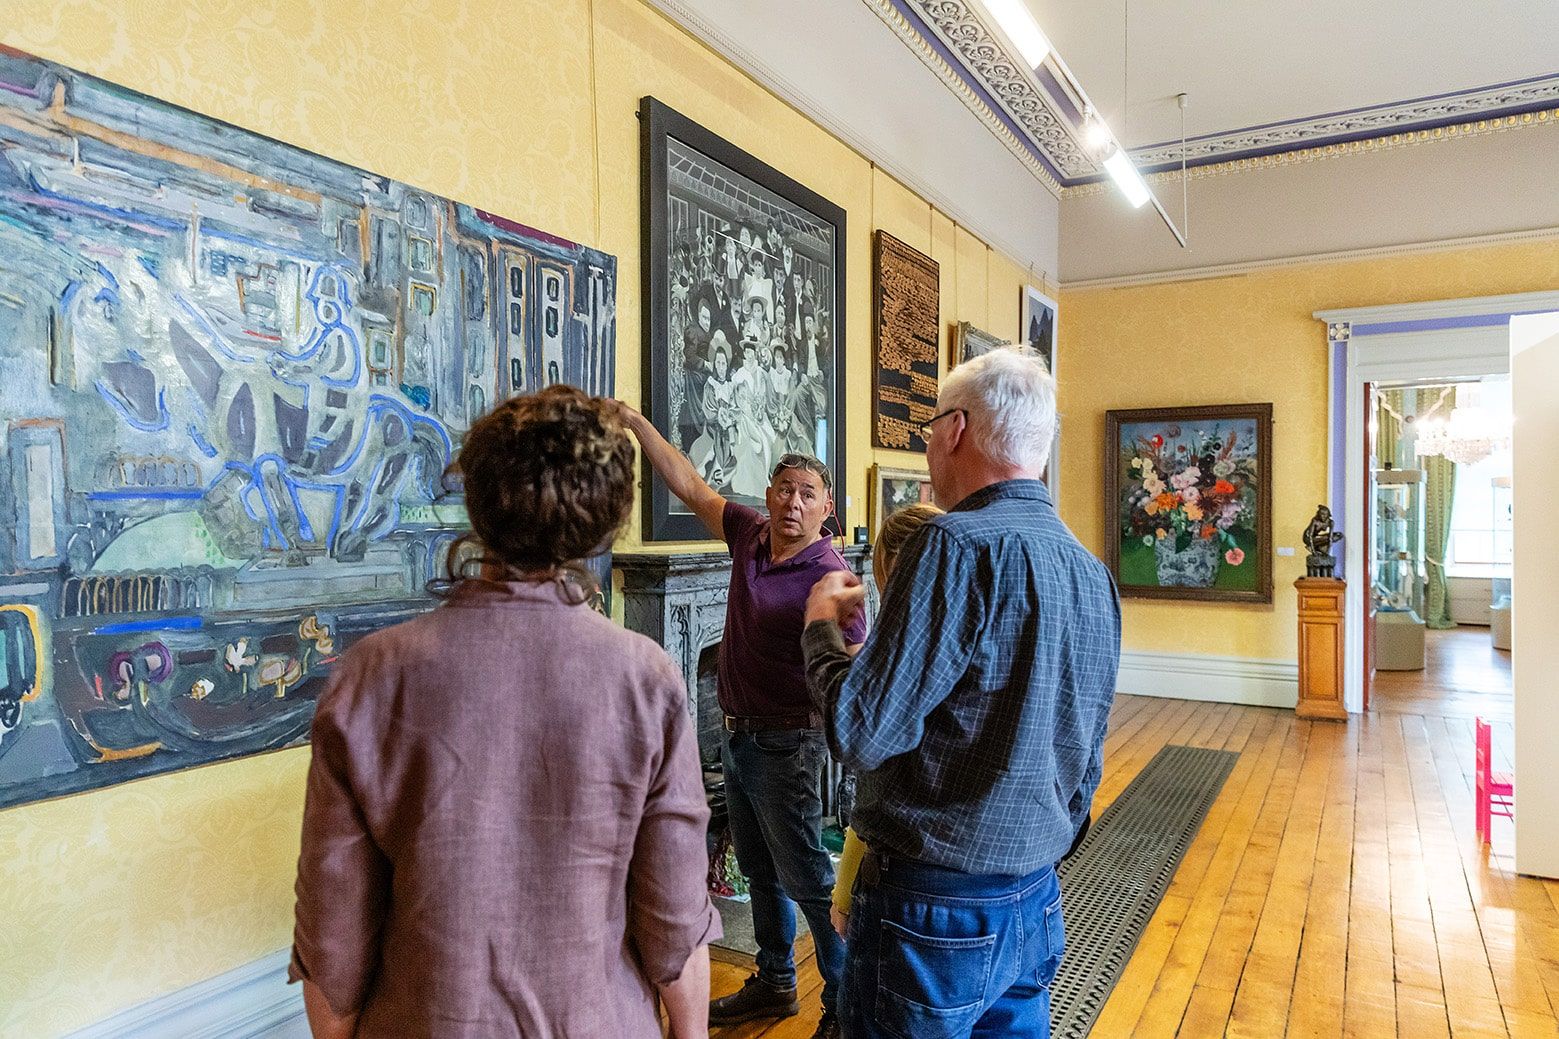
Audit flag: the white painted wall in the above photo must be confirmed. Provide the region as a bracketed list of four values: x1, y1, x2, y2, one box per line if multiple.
[1512, 312, 1559, 879]
[1061, 124, 1559, 284]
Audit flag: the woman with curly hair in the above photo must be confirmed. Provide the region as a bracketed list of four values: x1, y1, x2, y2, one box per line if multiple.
[290, 385, 720, 1039]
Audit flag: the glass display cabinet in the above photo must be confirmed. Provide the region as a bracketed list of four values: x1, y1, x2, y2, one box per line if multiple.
[1373, 467, 1426, 671]
[1372, 468, 1426, 616]
[1490, 475, 1512, 650]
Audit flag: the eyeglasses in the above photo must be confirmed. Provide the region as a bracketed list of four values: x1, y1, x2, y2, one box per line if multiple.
[771, 453, 833, 490]
[919, 408, 965, 442]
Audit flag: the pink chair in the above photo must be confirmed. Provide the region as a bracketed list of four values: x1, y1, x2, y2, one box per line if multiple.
[1475, 718, 1514, 845]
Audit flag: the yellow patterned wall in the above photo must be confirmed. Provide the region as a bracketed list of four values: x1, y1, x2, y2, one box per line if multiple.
[1059, 239, 1559, 663]
[0, 1, 1044, 1033]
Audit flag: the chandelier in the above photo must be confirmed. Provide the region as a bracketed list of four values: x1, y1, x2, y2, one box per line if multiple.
[1415, 406, 1511, 466]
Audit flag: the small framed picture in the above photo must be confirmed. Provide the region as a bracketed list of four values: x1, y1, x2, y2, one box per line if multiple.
[953, 321, 1005, 367]
[1021, 285, 1057, 380]
[870, 464, 935, 538]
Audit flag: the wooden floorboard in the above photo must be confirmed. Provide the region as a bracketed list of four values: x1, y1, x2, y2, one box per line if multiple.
[705, 631, 1554, 1038]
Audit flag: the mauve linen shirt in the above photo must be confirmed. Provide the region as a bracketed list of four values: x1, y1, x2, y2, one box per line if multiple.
[289, 578, 720, 1038]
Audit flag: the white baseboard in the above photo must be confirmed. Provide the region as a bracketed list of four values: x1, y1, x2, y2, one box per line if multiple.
[1117, 650, 1300, 710]
[65, 949, 307, 1039]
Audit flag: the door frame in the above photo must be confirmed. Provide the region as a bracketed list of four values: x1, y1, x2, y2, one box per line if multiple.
[1317, 291, 1559, 713]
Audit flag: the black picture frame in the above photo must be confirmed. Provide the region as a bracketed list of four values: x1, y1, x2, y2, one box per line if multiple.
[640, 96, 848, 542]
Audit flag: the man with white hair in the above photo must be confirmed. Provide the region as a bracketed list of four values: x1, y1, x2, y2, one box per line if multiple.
[802, 345, 1120, 1039]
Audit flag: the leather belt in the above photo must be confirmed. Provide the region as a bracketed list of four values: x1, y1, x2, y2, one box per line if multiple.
[723, 712, 820, 732]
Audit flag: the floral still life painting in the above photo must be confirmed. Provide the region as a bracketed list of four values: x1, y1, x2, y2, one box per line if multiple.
[1105, 404, 1273, 603]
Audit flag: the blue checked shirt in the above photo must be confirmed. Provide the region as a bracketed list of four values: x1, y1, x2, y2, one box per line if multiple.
[802, 480, 1121, 875]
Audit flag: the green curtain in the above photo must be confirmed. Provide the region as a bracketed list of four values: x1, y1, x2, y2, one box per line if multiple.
[1376, 390, 1404, 469]
[1417, 389, 1457, 629]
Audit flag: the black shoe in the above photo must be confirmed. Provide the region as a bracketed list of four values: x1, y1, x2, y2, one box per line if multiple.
[811, 1009, 840, 1039]
[708, 973, 800, 1025]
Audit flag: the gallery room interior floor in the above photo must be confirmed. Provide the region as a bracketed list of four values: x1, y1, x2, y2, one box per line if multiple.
[1371, 626, 1514, 721]
[706, 683, 1554, 1039]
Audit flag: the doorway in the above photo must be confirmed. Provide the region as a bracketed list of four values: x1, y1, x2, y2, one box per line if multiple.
[1363, 377, 1512, 717]
[1316, 290, 1558, 714]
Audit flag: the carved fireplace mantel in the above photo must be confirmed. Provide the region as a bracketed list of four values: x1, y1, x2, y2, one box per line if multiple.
[617, 545, 878, 824]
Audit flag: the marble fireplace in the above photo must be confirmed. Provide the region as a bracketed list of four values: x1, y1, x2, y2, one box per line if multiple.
[615, 546, 878, 814]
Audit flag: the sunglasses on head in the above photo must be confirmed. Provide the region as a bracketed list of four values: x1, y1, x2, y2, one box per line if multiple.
[771, 453, 833, 491]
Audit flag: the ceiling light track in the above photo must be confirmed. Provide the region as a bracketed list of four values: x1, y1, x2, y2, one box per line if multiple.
[973, 0, 1188, 248]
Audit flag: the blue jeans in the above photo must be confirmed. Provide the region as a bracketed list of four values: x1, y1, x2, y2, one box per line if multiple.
[841, 855, 1065, 1039]
[721, 729, 846, 1013]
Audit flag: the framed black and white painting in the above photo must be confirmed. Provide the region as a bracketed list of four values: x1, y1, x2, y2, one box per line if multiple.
[640, 96, 848, 541]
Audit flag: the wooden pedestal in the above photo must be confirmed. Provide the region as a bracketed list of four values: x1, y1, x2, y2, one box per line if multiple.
[1295, 578, 1348, 720]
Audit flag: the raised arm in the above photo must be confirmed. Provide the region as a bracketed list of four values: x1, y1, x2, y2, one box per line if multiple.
[613, 402, 727, 541]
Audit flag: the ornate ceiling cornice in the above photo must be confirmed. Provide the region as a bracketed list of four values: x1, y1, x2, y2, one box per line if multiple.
[1127, 75, 1559, 173]
[861, 0, 1063, 196]
[870, 0, 1559, 191]
[895, 0, 1093, 179]
[1060, 107, 1559, 199]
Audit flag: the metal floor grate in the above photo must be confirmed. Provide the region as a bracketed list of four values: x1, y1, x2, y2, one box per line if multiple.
[1051, 744, 1239, 1039]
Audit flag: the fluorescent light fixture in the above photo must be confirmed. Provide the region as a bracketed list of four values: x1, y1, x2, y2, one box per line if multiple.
[979, 0, 1052, 68]
[1083, 111, 1113, 154]
[1102, 147, 1151, 208]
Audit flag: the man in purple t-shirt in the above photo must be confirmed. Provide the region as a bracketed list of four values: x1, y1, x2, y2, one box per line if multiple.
[616, 402, 864, 1039]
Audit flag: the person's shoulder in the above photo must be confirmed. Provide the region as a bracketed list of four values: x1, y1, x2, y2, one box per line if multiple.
[724, 501, 765, 545]
[591, 612, 685, 677]
[583, 616, 690, 713]
[920, 509, 985, 548]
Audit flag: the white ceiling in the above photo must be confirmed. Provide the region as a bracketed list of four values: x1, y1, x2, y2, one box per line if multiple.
[1026, 0, 1559, 149]
[645, 0, 1060, 275]
[1061, 123, 1559, 283]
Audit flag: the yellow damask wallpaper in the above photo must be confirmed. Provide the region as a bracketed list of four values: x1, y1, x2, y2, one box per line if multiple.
[0, 0, 1043, 1033]
[1060, 238, 1559, 664]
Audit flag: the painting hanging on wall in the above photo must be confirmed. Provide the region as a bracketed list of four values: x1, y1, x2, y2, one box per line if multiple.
[0, 47, 618, 811]
[1021, 284, 1058, 380]
[869, 465, 936, 538]
[1104, 404, 1273, 603]
[871, 231, 939, 452]
[1020, 288, 1062, 497]
[953, 321, 1004, 366]
[640, 96, 847, 541]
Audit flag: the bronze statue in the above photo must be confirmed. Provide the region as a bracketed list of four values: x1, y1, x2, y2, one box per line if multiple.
[1302, 505, 1343, 578]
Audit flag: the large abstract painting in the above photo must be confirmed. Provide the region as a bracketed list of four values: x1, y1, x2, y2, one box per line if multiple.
[640, 96, 847, 541]
[0, 47, 617, 810]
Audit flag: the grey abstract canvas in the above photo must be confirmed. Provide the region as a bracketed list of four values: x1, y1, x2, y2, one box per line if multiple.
[0, 49, 617, 809]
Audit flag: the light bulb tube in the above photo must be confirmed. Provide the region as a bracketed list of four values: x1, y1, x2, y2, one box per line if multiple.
[1103, 147, 1151, 208]
[979, 0, 1052, 68]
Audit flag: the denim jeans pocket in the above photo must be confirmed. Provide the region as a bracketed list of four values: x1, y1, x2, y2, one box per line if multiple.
[752, 729, 805, 754]
[1036, 893, 1066, 988]
[875, 919, 996, 1039]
